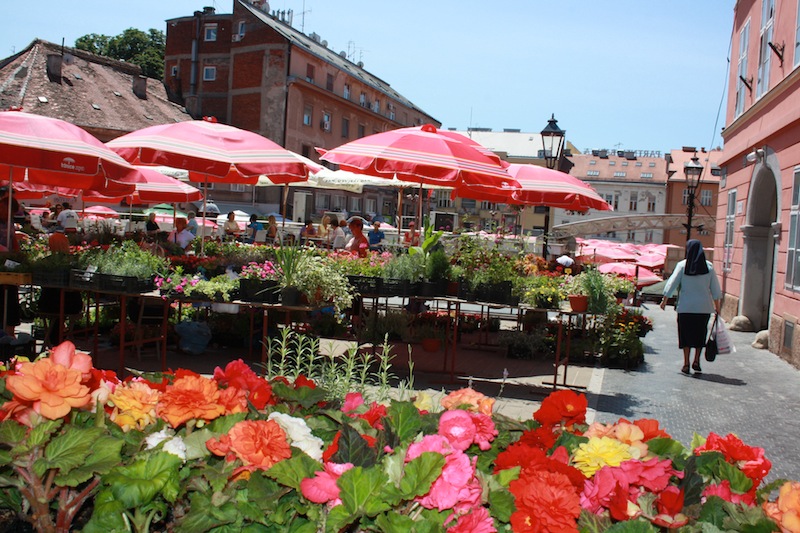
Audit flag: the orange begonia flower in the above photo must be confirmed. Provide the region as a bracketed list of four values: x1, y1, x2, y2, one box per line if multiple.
[5, 359, 91, 420]
[157, 375, 225, 428]
[440, 388, 495, 416]
[208, 419, 292, 470]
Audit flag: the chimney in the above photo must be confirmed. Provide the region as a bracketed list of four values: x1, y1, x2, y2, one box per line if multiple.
[132, 75, 147, 99]
[46, 53, 63, 82]
[203, 6, 215, 14]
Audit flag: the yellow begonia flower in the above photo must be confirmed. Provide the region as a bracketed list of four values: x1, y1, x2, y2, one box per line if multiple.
[573, 436, 633, 477]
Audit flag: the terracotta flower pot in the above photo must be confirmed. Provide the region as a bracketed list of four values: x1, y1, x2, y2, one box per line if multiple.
[568, 294, 588, 313]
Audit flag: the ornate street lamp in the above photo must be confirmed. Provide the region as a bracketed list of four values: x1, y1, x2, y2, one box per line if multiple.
[683, 154, 704, 242]
[541, 114, 566, 170]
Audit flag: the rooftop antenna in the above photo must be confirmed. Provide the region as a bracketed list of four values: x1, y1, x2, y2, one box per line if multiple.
[298, 0, 311, 33]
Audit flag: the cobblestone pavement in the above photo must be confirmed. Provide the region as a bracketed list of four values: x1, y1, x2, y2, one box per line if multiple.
[590, 303, 800, 483]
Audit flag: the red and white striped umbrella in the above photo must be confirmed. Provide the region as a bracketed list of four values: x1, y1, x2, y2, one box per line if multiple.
[598, 262, 662, 287]
[318, 124, 516, 188]
[456, 163, 612, 212]
[106, 117, 313, 185]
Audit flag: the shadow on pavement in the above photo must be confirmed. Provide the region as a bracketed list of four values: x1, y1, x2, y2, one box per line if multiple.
[692, 373, 747, 386]
[590, 392, 645, 419]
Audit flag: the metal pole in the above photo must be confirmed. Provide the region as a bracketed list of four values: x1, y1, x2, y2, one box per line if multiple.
[685, 188, 695, 242]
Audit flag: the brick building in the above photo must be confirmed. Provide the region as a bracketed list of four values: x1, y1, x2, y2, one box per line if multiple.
[164, 0, 438, 220]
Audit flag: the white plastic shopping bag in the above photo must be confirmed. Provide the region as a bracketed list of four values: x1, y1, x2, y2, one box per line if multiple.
[715, 318, 734, 354]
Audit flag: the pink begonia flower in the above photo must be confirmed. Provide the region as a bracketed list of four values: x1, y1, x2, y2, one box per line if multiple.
[628, 457, 682, 492]
[406, 434, 454, 461]
[581, 466, 628, 515]
[49, 341, 92, 381]
[418, 451, 477, 511]
[470, 412, 498, 451]
[584, 421, 617, 439]
[438, 410, 476, 451]
[300, 462, 354, 505]
[446, 506, 496, 533]
[702, 480, 755, 506]
[342, 392, 364, 413]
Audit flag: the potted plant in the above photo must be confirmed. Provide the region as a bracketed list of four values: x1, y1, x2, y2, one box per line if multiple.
[273, 243, 308, 305]
[293, 255, 355, 315]
[239, 260, 280, 303]
[382, 253, 424, 297]
[421, 248, 451, 296]
[497, 328, 552, 360]
[183, 274, 239, 302]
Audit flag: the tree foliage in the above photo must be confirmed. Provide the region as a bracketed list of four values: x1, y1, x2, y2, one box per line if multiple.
[75, 28, 165, 80]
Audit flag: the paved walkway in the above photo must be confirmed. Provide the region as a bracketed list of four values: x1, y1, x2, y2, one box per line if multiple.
[590, 304, 800, 483]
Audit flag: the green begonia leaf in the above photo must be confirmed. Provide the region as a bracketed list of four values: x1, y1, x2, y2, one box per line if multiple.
[105, 451, 183, 508]
[338, 466, 391, 516]
[34, 426, 104, 478]
[331, 424, 377, 467]
[267, 452, 322, 491]
[385, 401, 422, 444]
[398, 451, 444, 499]
[54, 434, 123, 486]
[0, 419, 26, 446]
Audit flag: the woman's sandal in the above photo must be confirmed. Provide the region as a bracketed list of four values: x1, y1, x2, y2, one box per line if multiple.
[681, 365, 691, 375]
[692, 362, 702, 373]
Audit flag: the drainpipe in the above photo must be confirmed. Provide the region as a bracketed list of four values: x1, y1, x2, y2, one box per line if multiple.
[189, 10, 203, 98]
[280, 43, 292, 223]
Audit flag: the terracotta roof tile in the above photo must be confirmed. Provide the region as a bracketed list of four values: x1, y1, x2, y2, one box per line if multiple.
[0, 39, 190, 139]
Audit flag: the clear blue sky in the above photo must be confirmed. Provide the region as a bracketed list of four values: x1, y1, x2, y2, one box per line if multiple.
[3, 1, 733, 155]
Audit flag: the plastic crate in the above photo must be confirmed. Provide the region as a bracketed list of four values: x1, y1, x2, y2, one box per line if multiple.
[347, 275, 381, 297]
[70, 268, 101, 291]
[99, 273, 154, 294]
[32, 270, 70, 288]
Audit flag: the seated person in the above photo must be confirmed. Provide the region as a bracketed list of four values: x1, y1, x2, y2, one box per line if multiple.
[223, 212, 241, 238]
[404, 221, 420, 247]
[318, 215, 331, 246]
[145, 212, 161, 239]
[367, 220, 385, 250]
[266, 215, 279, 244]
[299, 219, 317, 245]
[245, 214, 263, 244]
[186, 212, 199, 236]
[57, 202, 79, 234]
[330, 216, 346, 249]
[345, 218, 369, 258]
[167, 217, 196, 252]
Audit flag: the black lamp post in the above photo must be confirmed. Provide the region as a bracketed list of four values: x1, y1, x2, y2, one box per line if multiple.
[541, 114, 566, 170]
[683, 154, 703, 242]
[539, 114, 566, 258]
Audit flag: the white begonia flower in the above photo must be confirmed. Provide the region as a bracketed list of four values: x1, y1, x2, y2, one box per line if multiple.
[145, 428, 174, 449]
[268, 412, 324, 461]
[162, 436, 187, 461]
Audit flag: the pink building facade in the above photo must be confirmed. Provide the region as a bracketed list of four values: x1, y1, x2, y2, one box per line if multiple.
[720, 0, 800, 365]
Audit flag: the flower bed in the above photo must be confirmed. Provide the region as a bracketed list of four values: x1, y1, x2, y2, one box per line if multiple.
[0, 341, 796, 532]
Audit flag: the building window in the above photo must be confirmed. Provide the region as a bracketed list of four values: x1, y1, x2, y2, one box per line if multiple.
[736, 21, 750, 115]
[636, 162, 643, 167]
[306, 64, 315, 83]
[589, 160, 596, 165]
[341, 117, 349, 138]
[480, 201, 496, 210]
[326, 73, 334, 91]
[613, 171, 626, 177]
[604, 194, 619, 210]
[315, 193, 330, 210]
[757, 0, 774, 98]
[461, 198, 476, 210]
[647, 196, 656, 212]
[171, 65, 178, 77]
[372, 99, 380, 113]
[787, 173, 800, 288]
[236, 20, 246, 39]
[682, 188, 690, 205]
[533, 206, 549, 214]
[321, 112, 331, 132]
[796, 1, 800, 67]
[627, 230, 636, 242]
[365, 198, 377, 214]
[332, 195, 345, 210]
[349, 196, 362, 212]
[388, 104, 396, 121]
[700, 189, 713, 206]
[648, 162, 656, 167]
[641, 172, 653, 178]
[359, 92, 367, 107]
[230, 183, 246, 193]
[609, 161, 616, 166]
[645, 229, 654, 241]
[586, 170, 600, 177]
[436, 190, 453, 208]
[357, 124, 365, 138]
[343, 84, 350, 100]
[724, 189, 737, 273]
[628, 193, 638, 212]
[204, 24, 217, 41]
[202, 66, 216, 81]
[303, 105, 312, 126]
